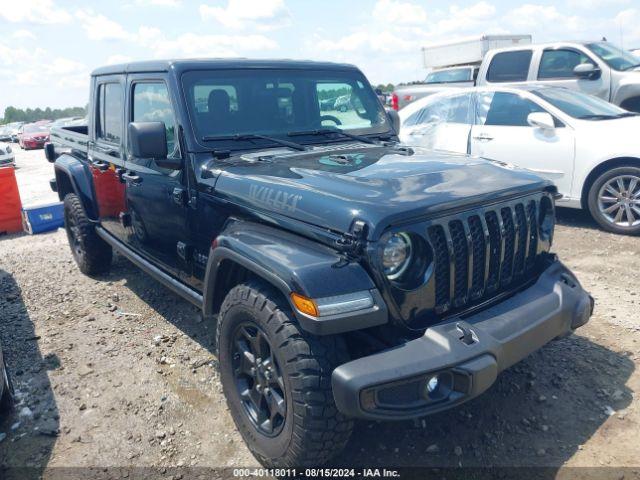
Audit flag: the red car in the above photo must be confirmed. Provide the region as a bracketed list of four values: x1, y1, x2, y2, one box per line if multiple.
[18, 123, 50, 150]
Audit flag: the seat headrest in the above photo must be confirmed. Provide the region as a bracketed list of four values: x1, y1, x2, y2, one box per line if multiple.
[208, 89, 231, 115]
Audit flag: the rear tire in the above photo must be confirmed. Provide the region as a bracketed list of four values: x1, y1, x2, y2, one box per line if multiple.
[587, 166, 640, 235]
[63, 193, 113, 275]
[621, 97, 640, 113]
[217, 281, 353, 467]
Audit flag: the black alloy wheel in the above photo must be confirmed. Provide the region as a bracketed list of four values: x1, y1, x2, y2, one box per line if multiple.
[231, 322, 286, 437]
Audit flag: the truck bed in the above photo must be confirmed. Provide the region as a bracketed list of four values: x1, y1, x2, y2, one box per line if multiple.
[50, 125, 89, 152]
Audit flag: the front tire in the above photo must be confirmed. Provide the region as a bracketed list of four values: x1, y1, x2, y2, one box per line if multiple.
[587, 166, 640, 235]
[63, 193, 113, 275]
[217, 281, 353, 467]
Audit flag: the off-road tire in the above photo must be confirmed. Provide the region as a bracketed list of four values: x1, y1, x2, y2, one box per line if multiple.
[0, 361, 15, 412]
[587, 165, 640, 236]
[63, 193, 112, 275]
[217, 281, 353, 467]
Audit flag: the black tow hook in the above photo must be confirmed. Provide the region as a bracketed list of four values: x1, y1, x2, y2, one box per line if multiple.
[456, 323, 476, 346]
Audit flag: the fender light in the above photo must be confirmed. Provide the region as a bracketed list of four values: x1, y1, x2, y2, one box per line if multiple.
[291, 291, 374, 318]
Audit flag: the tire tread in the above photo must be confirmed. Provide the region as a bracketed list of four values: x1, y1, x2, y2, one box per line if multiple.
[217, 280, 353, 467]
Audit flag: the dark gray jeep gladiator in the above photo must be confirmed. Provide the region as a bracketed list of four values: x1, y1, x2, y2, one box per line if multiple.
[46, 59, 593, 467]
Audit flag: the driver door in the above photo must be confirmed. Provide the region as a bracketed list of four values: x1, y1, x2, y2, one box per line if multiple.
[535, 48, 610, 101]
[123, 75, 193, 282]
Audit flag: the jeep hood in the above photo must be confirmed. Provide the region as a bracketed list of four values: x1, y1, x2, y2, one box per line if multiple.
[211, 145, 551, 239]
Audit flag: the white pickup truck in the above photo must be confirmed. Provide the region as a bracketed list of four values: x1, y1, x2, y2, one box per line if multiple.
[392, 35, 531, 110]
[395, 40, 640, 113]
[476, 41, 640, 112]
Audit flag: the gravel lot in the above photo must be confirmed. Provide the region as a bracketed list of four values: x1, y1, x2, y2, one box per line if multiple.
[1, 147, 639, 476]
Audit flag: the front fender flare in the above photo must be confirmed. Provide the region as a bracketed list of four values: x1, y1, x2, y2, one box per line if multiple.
[203, 221, 388, 335]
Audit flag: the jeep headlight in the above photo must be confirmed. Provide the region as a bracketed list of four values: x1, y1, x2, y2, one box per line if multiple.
[382, 232, 412, 279]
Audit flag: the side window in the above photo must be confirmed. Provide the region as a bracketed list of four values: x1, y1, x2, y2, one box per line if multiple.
[96, 83, 123, 143]
[404, 94, 472, 127]
[538, 49, 594, 79]
[132, 82, 179, 157]
[486, 51, 533, 83]
[477, 92, 545, 127]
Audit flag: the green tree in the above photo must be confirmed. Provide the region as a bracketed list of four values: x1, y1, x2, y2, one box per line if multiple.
[2, 105, 86, 124]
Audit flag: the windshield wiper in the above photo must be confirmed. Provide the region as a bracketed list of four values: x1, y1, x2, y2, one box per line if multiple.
[201, 133, 307, 151]
[616, 112, 639, 118]
[287, 128, 379, 145]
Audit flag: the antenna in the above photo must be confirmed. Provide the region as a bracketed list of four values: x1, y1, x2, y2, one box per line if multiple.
[619, 19, 624, 48]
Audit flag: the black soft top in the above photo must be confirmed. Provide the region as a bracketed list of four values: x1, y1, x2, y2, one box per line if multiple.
[91, 58, 359, 77]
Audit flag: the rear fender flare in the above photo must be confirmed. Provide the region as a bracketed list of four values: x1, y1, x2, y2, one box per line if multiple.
[54, 154, 98, 220]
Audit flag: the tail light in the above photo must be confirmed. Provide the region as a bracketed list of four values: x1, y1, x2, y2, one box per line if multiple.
[391, 93, 399, 111]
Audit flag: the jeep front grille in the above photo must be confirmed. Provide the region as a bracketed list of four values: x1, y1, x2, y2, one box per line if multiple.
[428, 198, 541, 315]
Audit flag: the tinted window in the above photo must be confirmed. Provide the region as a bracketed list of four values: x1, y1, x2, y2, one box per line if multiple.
[182, 69, 389, 151]
[477, 92, 545, 126]
[486, 51, 532, 83]
[97, 83, 123, 143]
[538, 49, 593, 79]
[405, 94, 472, 126]
[133, 82, 178, 157]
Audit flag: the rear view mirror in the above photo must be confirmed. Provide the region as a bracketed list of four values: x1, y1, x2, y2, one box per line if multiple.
[385, 107, 400, 134]
[573, 63, 601, 80]
[128, 122, 181, 169]
[527, 112, 555, 130]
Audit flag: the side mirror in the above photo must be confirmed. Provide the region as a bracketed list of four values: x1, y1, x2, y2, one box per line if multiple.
[385, 107, 400, 134]
[44, 142, 57, 163]
[527, 112, 555, 130]
[573, 63, 601, 80]
[128, 122, 181, 169]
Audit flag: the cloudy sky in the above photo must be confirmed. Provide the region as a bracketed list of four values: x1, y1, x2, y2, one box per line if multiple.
[1, 0, 639, 113]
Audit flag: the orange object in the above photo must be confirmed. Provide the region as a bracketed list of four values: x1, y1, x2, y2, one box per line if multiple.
[290, 292, 319, 317]
[0, 167, 23, 234]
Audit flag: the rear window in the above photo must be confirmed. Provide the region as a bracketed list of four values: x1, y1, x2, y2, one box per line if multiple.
[96, 83, 123, 143]
[486, 50, 532, 83]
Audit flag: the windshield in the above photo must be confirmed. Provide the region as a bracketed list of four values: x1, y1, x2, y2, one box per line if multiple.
[425, 68, 472, 83]
[587, 42, 640, 71]
[533, 88, 629, 119]
[23, 124, 49, 133]
[182, 68, 390, 150]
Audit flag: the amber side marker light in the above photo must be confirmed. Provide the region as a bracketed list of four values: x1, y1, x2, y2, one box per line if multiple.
[290, 293, 319, 317]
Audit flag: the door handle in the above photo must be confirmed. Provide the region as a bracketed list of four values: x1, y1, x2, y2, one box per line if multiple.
[91, 160, 110, 171]
[94, 145, 119, 156]
[121, 171, 142, 185]
[473, 133, 494, 141]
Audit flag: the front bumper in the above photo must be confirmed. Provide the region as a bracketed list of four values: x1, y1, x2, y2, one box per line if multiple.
[23, 140, 46, 149]
[331, 260, 593, 420]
